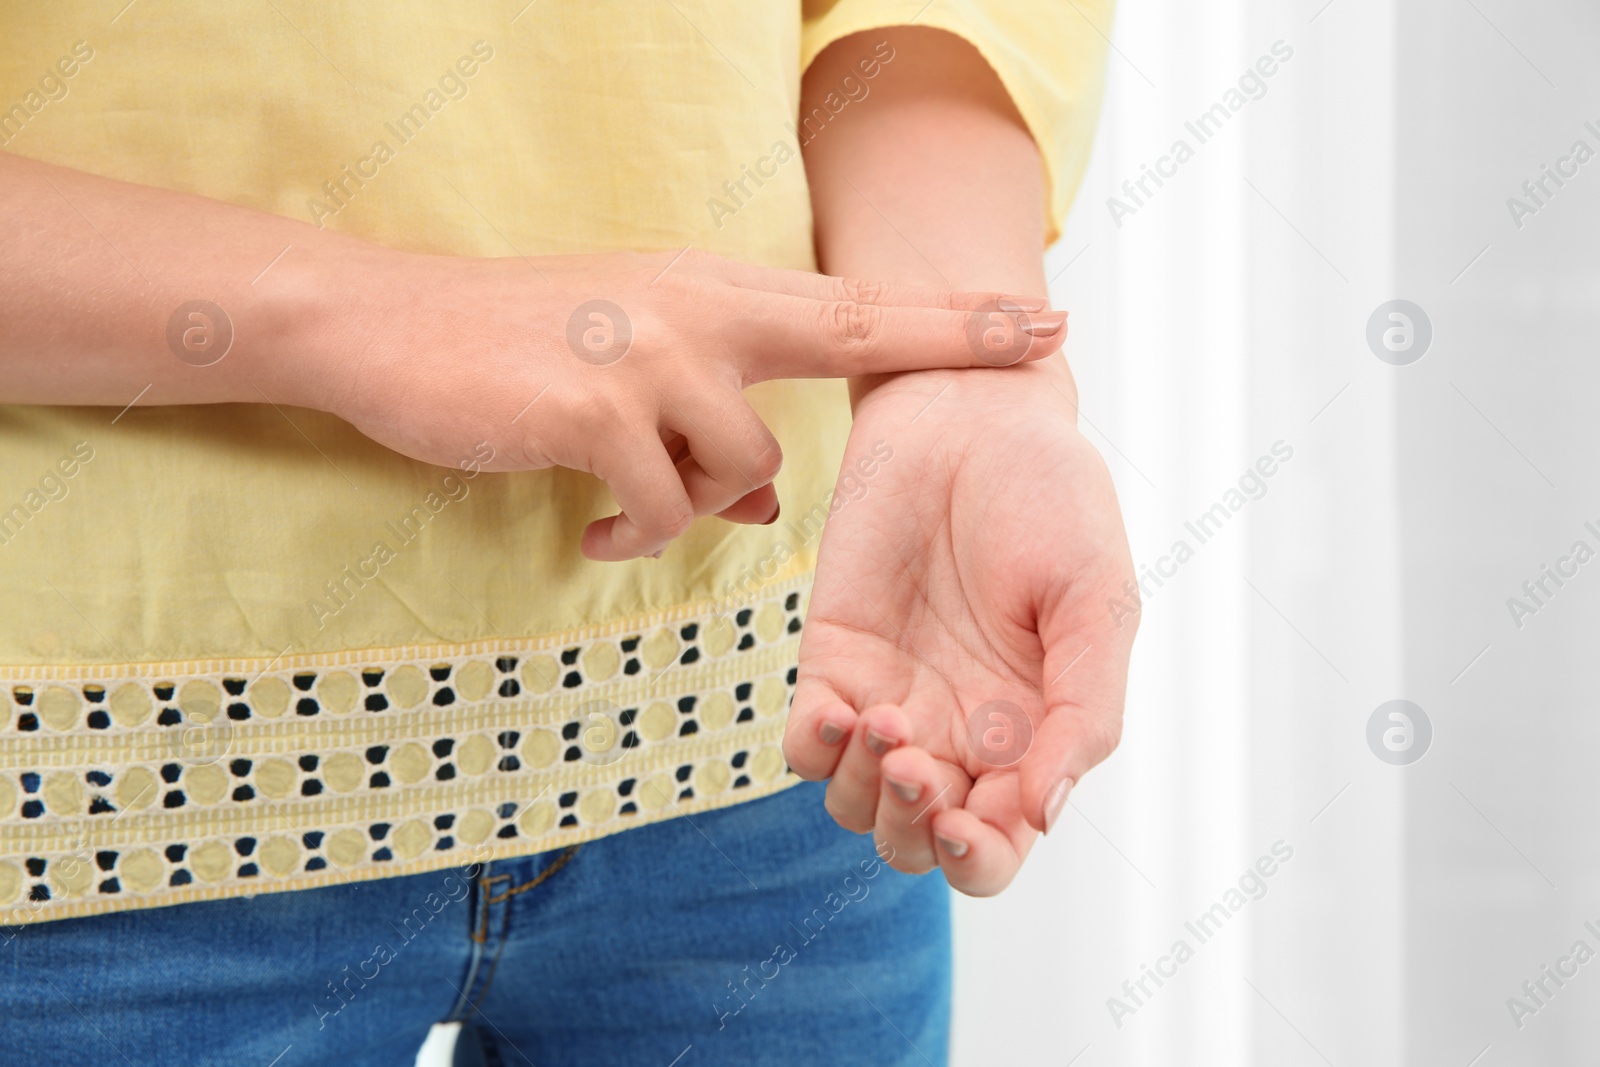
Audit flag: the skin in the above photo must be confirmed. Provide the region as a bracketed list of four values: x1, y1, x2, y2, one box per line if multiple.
[0, 23, 1136, 897]
[0, 152, 1063, 560]
[787, 26, 1137, 896]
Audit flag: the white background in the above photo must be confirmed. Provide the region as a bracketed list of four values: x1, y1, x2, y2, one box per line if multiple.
[951, 0, 1600, 1064]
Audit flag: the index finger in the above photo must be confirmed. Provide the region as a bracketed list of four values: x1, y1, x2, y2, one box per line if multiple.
[714, 259, 1046, 314]
[731, 288, 1067, 380]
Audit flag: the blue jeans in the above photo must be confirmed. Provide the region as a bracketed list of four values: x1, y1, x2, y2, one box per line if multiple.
[1, 781, 949, 1066]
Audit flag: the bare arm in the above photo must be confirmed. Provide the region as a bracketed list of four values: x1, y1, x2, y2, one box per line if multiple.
[790, 26, 1134, 895]
[0, 150, 350, 408]
[0, 147, 1062, 559]
[800, 24, 1076, 406]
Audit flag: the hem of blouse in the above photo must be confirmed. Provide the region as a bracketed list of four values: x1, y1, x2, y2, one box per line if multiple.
[2, 774, 806, 926]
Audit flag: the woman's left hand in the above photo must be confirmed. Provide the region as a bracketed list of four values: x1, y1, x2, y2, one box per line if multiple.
[782, 361, 1137, 895]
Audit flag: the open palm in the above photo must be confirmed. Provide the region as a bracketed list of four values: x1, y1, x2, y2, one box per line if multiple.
[783, 365, 1136, 895]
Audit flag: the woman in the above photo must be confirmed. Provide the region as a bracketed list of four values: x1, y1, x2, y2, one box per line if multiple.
[0, 3, 1132, 1063]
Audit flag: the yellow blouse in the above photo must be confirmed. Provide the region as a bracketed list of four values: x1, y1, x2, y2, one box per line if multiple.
[0, 0, 1109, 923]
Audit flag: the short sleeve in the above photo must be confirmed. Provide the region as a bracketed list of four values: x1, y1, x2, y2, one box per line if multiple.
[801, 0, 1113, 245]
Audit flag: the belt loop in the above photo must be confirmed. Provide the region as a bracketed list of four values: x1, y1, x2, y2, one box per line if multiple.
[473, 866, 510, 945]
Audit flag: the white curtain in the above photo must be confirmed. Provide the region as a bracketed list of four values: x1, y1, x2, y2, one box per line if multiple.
[958, 0, 1600, 1061]
[954, 1, 1411, 1062]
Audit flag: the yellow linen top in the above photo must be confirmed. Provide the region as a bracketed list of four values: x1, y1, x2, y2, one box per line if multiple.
[0, 0, 1109, 923]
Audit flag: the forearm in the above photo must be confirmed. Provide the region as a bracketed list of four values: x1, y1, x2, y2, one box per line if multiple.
[0, 150, 361, 409]
[800, 26, 1074, 407]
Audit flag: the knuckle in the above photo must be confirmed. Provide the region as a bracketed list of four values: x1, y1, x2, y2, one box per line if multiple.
[956, 876, 1009, 900]
[883, 844, 934, 876]
[746, 436, 784, 484]
[572, 388, 629, 433]
[839, 277, 888, 307]
[824, 299, 884, 351]
[781, 735, 827, 781]
[779, 735, 811, 776]
[509, 431, 555, 471]
[824, 794, 872, 835]
[885, 849, 934, 876]
[652, 500, 695, 540]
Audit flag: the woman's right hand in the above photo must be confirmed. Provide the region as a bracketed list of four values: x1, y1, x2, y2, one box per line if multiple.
[314, 247, 1067, 561]
[0, 153, 1063, 561]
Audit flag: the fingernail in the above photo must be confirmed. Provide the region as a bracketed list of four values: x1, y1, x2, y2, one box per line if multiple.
[818, 721, 847, 745]
[998, 296, 1047, 313]
[884, 774, 920, 804]
[1044, 777, 1074, 834]
[865, 731, 897, 757]
[1021, 312, 1068, 337]
[648, 549, 664, 559]
[762, 501, 781, 525]
[936, 834, 969, 858]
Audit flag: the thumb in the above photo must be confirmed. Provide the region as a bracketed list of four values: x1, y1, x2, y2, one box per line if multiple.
[1019, 590, 1135, 834]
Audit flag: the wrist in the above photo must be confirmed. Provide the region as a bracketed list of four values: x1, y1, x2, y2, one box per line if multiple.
[850, 352, 1079, 417]
[245, 236, 401, 415]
